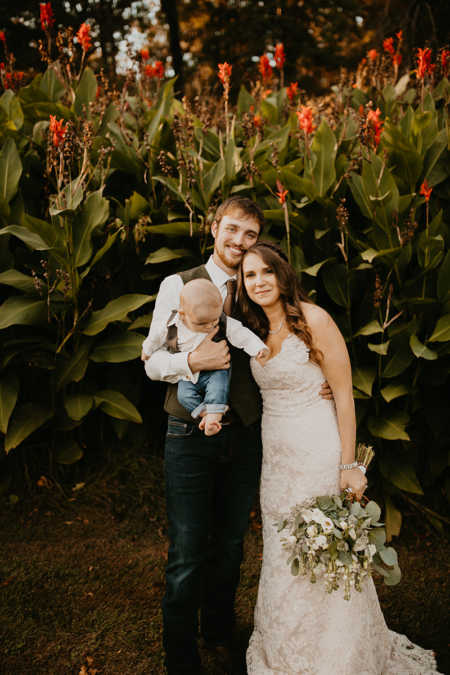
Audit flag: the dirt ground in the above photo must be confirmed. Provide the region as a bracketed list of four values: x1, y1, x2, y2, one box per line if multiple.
[1, 454, 449, 675]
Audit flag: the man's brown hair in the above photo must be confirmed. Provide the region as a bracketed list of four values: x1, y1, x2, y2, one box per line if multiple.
[214, 196, 265, 232]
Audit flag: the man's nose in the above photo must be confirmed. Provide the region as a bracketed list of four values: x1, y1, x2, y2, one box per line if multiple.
[232, 230, 245, 246]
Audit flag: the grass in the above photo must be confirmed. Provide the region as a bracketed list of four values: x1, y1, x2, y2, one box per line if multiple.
[1, 454, 449, 674]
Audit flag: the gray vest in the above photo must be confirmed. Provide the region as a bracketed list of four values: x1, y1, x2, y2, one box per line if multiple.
[163, 264, 262, 426]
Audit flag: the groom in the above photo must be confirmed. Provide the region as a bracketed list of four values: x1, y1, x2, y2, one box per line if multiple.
[142, 197, 330, 674]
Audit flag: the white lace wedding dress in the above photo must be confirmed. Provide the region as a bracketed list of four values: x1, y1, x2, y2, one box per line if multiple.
[247, 334, 440, 675]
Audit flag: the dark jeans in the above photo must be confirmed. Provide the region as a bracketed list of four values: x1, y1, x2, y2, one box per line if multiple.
[162, 414, 262, 674]
[177, 369, 231, 419]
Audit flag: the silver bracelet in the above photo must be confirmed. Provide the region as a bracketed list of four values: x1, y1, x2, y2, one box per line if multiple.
[339, 461, 359, 471]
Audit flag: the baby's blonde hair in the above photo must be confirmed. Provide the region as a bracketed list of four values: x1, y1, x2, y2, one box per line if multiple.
[180, 279, 222, 322]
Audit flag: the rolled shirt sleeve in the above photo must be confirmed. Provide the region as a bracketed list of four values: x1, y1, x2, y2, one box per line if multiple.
[142, 274, 198, 383]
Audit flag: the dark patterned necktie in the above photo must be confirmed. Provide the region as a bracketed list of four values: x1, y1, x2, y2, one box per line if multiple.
[223, 278, 237, 316]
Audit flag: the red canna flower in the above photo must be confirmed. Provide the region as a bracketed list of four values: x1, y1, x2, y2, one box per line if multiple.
[259, 54, 272, 83]
[144, 64, 154, 78]
[76, 23, 92, 52]
[253, 113, 263, 129]
[420, 179, 432, 202]
[0, 31, 6, 43]
[366, 108, 384, 146]
[296, 106, 315, 135]
[153, 60, 165, 79]
[276, 179, 288, 205]
[40, 2, 54, 31]
[396, 30, 403, 43]
[416, 47, 434, 79]
[441, 49, 450, 76]
[274, 43, 285, 70]
[367, 49, 377, 62]
[286, 81, 299, 102]
[49, 115, 68, 148]
[383, 37, 395, 56]
[218, 62, 232, 87]
[392, 52, 402, 66]
[140, 48, 149, 61]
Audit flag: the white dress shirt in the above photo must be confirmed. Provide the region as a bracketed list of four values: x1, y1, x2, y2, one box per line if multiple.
[143, 256, 250, 384]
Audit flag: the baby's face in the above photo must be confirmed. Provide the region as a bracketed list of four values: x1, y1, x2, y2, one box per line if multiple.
[182, 304, 222, 333]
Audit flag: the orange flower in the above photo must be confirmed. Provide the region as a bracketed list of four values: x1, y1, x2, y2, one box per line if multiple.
[396, 30, 403, 43]
[383, 37, 395, 56]
[420, 179, 432, 202]
[276, 179, 288, 205]
[218, 62, 232, 87]
[441, 49, 450, 75]
[366, 108, 383, 146]
[0, 31, 6, 43]
[49, 115, 68, 148]
[40, 2, 54, 31]
[286, 81, 298, 102]
[253, 113, 263, 129]
[392, 52, 402, 66]
[76, 23, 92, 52]
[296, 106, 315, 135]
[367, 49, 377, 62]
[274, 43, 285, 70]
[153, 60, 165, 79]
[259, 54, 272, 83]
[416, 47, 434, 79]
[140, 48, 149, 61]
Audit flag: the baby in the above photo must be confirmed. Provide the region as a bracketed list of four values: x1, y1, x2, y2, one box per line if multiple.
[144, 278, 268, 435]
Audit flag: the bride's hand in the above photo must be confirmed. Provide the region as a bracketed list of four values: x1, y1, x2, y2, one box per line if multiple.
[340, 467, 367, 501]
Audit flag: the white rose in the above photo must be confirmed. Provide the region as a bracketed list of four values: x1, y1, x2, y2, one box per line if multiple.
[287, 535, 297, 545]
[315, 535, 328, 549]
[368, 544, 377, 557]
[349, 527, 357, 539]
[306, 525, 318, 537]
[322, 519, 334, 533]
[339, 520, 347, 529]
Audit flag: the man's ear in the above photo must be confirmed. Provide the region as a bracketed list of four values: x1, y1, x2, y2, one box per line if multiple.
[211, 220, 218, 238]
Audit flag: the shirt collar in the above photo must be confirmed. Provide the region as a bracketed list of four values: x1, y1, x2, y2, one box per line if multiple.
[205, 255, 237, 288]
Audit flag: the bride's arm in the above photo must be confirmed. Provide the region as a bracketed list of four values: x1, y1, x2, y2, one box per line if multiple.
[304, 304, 367, 499]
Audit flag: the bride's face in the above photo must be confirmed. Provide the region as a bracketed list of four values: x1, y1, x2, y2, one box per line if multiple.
[242, 252, 281, 308]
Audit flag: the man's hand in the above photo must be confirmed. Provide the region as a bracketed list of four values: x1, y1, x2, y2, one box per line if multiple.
[188, 327, 230, 373]
[320, 380, 334, 400]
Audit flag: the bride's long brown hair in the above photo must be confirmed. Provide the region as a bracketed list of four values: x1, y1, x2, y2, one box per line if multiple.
[237, 241, 322, 363]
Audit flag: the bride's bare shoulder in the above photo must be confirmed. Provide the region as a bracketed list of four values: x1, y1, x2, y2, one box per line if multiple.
[300, 302, 333, 330]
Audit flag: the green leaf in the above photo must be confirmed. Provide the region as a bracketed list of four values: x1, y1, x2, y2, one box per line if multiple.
[80, 231, 119, 280]
[56, 339, 92, 390]
[5, 403, 53, 453]
[302, 258, 333, 277]
[322, 263, 348, 307]
[0, 270, 36, 294]
[237, 85, 255, 114]
[0, 137, 22, 206]
[364, 500, 381, 522]
[0, 225, 51, 251]
[379, 546, 398, 567]
[129, 312, 153, 330]
[384, 496, 402, 541]
[90, 331, 144, 363]
[0, 90, 24, 131]
[146, 222, 199, 237]
[74, 67, 97, 117]
[429, 314, 450, 342]
[380, 456, 423, 494]
[145, 247, 192, 264]
[352, 366, 376, 396]
[383, 564, 402, 586]
[74, 189, 109, 267]
[94, 389, 142, 424]
[64, 394, 94, 421]
[202, 157, 226, 205]
[380, 383, 409, 403]
[368, 412, 410, 441]
[39, 66, 66, 102]
[0, 373, 19, 434]
[409, 334, 438, 360]
[49, 176, 84, 216]
[310, 119, 336, 197]
[382, 347, 414, 378]
[368, 340, 390, 355]
[147, 78, 175, 144]
[354, 320, 384, 337]
[0, 297, 46, 330]
[55, 440, 83, 465]
[437, 251, 450, 302]
[82, 294, 153, 336]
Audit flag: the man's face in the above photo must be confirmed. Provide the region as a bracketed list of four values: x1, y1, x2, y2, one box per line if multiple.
[211, 211, 260, 273]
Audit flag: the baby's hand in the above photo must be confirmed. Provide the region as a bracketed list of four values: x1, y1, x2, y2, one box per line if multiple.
[141, 349, 150, 361]
[256, 348, 270, 365]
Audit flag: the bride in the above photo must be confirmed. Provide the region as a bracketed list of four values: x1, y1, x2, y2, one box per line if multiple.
[237, 241, 440, 674]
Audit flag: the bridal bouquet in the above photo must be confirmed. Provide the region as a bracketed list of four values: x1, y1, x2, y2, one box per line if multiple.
[276, 444, 401, 600]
